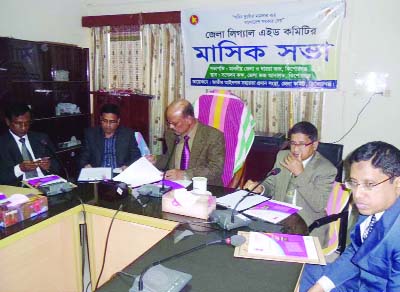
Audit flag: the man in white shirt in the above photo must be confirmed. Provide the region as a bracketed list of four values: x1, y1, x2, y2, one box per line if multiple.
[300, 141, 400, 292]
[0, 103, 60, 185]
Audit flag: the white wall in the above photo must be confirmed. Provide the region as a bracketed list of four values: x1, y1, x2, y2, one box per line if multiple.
[2, 0, 399, 156]
[1, 0, 90, 47]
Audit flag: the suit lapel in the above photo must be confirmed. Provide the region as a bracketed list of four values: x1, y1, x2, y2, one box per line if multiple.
[189, 123, 205, 168]
[96, 128, 105, 165]
[7, 132, 23, 162]
[353, 198, 400, 263]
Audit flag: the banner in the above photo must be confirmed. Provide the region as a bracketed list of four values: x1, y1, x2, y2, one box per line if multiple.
[181, 0, 345, 91]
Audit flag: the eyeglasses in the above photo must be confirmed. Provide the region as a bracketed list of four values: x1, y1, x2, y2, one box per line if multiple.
[344, 176, 393, 191]
[288, 141, 314, 150]
[100, 118, 118, 125]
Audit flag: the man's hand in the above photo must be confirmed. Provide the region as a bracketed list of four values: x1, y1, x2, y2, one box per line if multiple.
[280, 152, 304, 176]
[308, 283, 324, 292]
[37, 157, 51, 171]
[145, 154, 156, 165]
[20, 160, 39, 172]
[84, 164, 92, 168]
[243, 179, 263, 193]
[164, 169, 185, 180]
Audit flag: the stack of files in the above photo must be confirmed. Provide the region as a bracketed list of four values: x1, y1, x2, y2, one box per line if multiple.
[243, 199, 301, 224]
[78, 167, 112, 182]
[216, 190, 301, 224]
[216, 190, 268, 211]
[234, 231, 326, 265]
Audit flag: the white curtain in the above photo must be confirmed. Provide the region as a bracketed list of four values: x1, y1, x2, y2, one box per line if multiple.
[141, 23, 185, 154]
[90, 26, 110, 91]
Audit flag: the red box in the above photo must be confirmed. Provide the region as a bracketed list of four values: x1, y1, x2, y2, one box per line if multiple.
[0, 193, 48, 228]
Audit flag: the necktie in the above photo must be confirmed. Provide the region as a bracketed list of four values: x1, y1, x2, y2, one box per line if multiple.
[362, 214, 377, 241]
[19, 138, 39, 178]
[180, 135, 190, 170]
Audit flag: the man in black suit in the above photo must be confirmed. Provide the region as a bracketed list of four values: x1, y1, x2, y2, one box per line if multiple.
[0, 103, 60, 185]
[79, 103, 141, 170]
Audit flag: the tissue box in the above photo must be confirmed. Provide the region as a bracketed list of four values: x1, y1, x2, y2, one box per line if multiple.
[0, 193, 48, 228]
[162, 190, 216, 219]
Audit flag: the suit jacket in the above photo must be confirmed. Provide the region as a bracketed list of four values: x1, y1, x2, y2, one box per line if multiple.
[0, 131, 61, 186]
[156, 122, 225, 186]
[262, 150, 337, 245]
[323, 198, 400, 291]
[79, 126, 141, 169]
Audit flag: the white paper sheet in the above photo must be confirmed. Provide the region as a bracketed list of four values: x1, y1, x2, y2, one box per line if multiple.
[113, 157, 163, 187]
[78, 167, 112, 182]
[216, 190, 268, 211]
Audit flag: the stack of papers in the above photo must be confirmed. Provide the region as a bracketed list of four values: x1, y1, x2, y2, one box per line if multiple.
[243, 199, 301, 224]
[25, 175, 66, 187]
[113, 157, 162, 187]
[78, 167, 112, 182]
[216, 190, 268, 211]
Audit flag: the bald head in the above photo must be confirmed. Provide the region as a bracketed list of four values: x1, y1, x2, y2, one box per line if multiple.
[166, 99, 196, 136]
[166, 99, 194, 119]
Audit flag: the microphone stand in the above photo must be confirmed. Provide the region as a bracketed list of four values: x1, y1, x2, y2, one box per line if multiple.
[159, 136, 180, 194]
[40, 139, 70, 181]
[138, 235, 244, 291]
[230, 168, 281, 223]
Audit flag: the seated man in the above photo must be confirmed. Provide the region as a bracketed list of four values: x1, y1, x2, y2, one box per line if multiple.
[244, 121, 337, 246]
[152, 99, 225, 186]
[79, 103, 141, 170]
[300, 141, 400, 292]
[0, 102, 60, 185]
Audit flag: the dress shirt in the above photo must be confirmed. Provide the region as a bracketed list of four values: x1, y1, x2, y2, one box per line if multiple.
[10, 130, 45, 179]
[317, 211, 385, 292]
[102, 134, 117, 168]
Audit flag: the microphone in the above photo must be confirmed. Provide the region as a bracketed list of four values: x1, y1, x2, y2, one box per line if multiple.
[137, 136, 180, 198]
[231, 167, 281, 222]
[40, 139, 70, 181]
[136, 235, 246, 291]
[159, 136, 181, 193]
[210, 168, 281, 231]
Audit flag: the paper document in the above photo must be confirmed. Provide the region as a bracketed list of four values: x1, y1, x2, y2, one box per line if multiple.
[216, 190, 268, 211]
[243, 199, 302, 224]
[234, 231, 326, 265]
[113, 157, 163, 187]
[78, 167, 112, 182]
[25, 175, 66, 187]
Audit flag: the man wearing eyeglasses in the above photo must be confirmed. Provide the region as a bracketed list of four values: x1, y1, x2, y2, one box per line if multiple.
[244, 121, 337, 246]
[0, 102, 60, 185]
[79, 103, 141, 170]
[148, 99, 225, 186]
[300, 141, 400, 292]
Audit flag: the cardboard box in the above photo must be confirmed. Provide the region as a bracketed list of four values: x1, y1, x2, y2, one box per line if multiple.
[162, 190, 216, 219]
[0, 192, 48, 228]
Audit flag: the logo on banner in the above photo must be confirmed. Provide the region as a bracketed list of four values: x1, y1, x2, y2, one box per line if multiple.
[190, 15, 199, 25]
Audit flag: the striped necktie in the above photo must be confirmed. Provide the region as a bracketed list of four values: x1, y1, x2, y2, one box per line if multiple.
[362, 214, 377, 241]
[19, 137, 39, 178]
[180, 135, 190, 170]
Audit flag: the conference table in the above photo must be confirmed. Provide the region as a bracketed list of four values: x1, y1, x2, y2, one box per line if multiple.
[0, 182, 308, 292]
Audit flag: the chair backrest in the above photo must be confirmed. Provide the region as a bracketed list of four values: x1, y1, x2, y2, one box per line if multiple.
[134, 132, 150, 156]
[317, 142, 344, 182]
[323, 181, 351, 256]
[193, 90, 255, 187]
